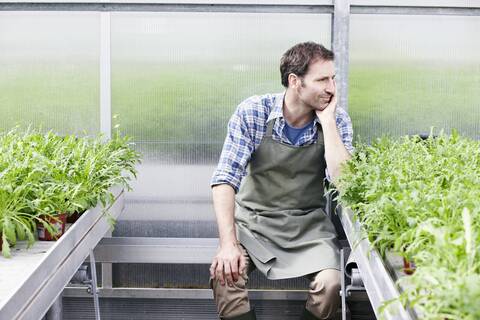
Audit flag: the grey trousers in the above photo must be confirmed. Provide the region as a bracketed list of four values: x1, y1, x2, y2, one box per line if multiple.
[210, 245, 341, 319]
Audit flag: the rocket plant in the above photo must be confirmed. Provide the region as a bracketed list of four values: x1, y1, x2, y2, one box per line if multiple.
[335, 130, 480, 320]
[0, 128, 141, 258]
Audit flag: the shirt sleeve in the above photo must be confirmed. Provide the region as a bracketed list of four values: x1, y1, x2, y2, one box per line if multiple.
[325, 107, 355, 181]
[335, 107, 355, 154]
[211, 103, 256, 192]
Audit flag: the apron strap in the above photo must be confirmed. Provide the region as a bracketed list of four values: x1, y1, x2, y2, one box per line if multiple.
[266, 119, 275, 137]
[315, 122, 324, 145]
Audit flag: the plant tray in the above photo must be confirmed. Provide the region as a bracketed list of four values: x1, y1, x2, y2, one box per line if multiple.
[0, 187, 124, 320]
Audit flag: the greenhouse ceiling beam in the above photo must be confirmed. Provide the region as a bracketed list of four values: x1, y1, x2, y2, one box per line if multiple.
[0, 2, 334, 13]
[350, 6, 480, 16]
[1, 0, 479, 14]
[349, 0, 480, 15]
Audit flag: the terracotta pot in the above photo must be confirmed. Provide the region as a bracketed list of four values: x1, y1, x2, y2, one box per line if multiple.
[37, 213, 67, 241]
[403, 257, 416, 275]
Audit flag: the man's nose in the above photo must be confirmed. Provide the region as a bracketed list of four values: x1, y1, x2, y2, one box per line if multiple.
[325, 78, 335, 94]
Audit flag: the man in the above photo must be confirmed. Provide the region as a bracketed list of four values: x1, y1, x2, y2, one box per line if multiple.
[209, 42, 354, 320]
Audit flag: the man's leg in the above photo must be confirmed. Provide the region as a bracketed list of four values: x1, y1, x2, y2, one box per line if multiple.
[302, 268, 341, 319]
[210, 245, 256, 319]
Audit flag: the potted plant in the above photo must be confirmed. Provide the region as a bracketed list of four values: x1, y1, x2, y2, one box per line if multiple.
[0, 186, 39, 258]
[335, 131, 480, 318]
[0, 128, 140, 257]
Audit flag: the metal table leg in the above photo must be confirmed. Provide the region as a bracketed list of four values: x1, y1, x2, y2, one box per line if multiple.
[340, 248, 348, 320]
[89, 250, 101, 320]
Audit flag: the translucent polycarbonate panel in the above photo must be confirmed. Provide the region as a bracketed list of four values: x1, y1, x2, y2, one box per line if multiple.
[111, 12, 331, 165]
[0, 12, 100, 135]
[349, 15, 480, 141]
[111, 12, 331, 220]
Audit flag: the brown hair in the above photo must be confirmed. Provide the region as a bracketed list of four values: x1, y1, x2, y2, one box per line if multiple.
[280, 42, 334, 88]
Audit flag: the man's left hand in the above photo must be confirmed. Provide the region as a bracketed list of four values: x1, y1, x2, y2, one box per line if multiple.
[315, 84, 337, 124]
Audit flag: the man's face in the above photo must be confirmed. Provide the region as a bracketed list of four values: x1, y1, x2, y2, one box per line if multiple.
[294, 59, 336, 111]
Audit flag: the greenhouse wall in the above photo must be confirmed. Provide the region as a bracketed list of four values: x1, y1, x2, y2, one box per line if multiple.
[0, 0, 479, 223]
[349, 14, 480, 140]
[1, 1, 479, 319]
[0, 12, 100, 135]
[111, 12, 332, 221]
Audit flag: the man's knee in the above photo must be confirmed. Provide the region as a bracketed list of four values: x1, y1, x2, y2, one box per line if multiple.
[210, 274, 251, 319]
[306, 269, 341, 319]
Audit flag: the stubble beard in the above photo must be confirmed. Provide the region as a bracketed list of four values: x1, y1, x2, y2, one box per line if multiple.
[317, 94, 333, 111]
[313, 97, 331, 111]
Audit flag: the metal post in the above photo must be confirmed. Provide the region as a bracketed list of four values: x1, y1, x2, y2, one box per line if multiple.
[100, 11, 112, 139]
[99, 9, 114, 292]
[101, 230, 113, 289]
[89, 250, 101, 320]
[332, 0, 350, 111]
[340, 248, 347, 320]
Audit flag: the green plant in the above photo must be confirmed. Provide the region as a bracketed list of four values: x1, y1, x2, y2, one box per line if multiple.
[0, 128, 141, 257]
[335, 130, 480, 319]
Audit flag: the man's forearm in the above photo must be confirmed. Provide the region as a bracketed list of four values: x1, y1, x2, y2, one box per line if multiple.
[322, 118, 351, 182]
[212, 184, 238, 246]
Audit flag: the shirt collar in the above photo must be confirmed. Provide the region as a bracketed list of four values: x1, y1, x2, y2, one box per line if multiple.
[266, 92, 285, 123]
[267, 91, 321, 126]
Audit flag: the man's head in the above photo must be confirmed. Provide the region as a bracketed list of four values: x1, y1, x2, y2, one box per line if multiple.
[280, 42, 334, 88]
[280, 42, 336, 112]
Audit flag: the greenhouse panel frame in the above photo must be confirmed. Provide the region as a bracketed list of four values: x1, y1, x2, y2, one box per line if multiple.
[2, 0, 479, 139]
[0, 0, 479, 318]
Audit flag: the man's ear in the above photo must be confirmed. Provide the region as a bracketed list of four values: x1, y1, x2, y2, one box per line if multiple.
[288, 73, 299, 88]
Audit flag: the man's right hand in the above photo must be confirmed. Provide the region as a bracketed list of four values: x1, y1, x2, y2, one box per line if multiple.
[210, 242, 246, 287]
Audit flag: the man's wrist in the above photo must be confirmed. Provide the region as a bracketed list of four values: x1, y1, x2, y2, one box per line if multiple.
[219, 237, 239, 247]
[318, 114, 336, 126]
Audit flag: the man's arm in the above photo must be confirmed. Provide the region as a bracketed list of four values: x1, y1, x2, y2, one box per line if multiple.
[316, 85, 352, 182]
[209, 184, 246, 287]
[321, 116, 352, 182]
[209, 99, 260, 287]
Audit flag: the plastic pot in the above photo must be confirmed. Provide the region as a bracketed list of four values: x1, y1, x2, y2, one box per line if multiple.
[403, 257, 416, 275]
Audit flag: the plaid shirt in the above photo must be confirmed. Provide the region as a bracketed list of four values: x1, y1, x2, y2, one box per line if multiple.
[211, 92, 354, 192]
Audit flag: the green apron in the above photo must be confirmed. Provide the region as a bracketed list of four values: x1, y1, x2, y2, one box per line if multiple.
[235, 118, 340, 280]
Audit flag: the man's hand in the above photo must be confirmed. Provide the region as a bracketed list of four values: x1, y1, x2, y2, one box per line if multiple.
[315, 82, 337, 125]
[313, 80, 352, 181]
[210, 242, 246, 286]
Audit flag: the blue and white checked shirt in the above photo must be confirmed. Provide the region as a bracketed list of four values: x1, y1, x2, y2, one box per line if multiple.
[211, 92, 354, 192]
